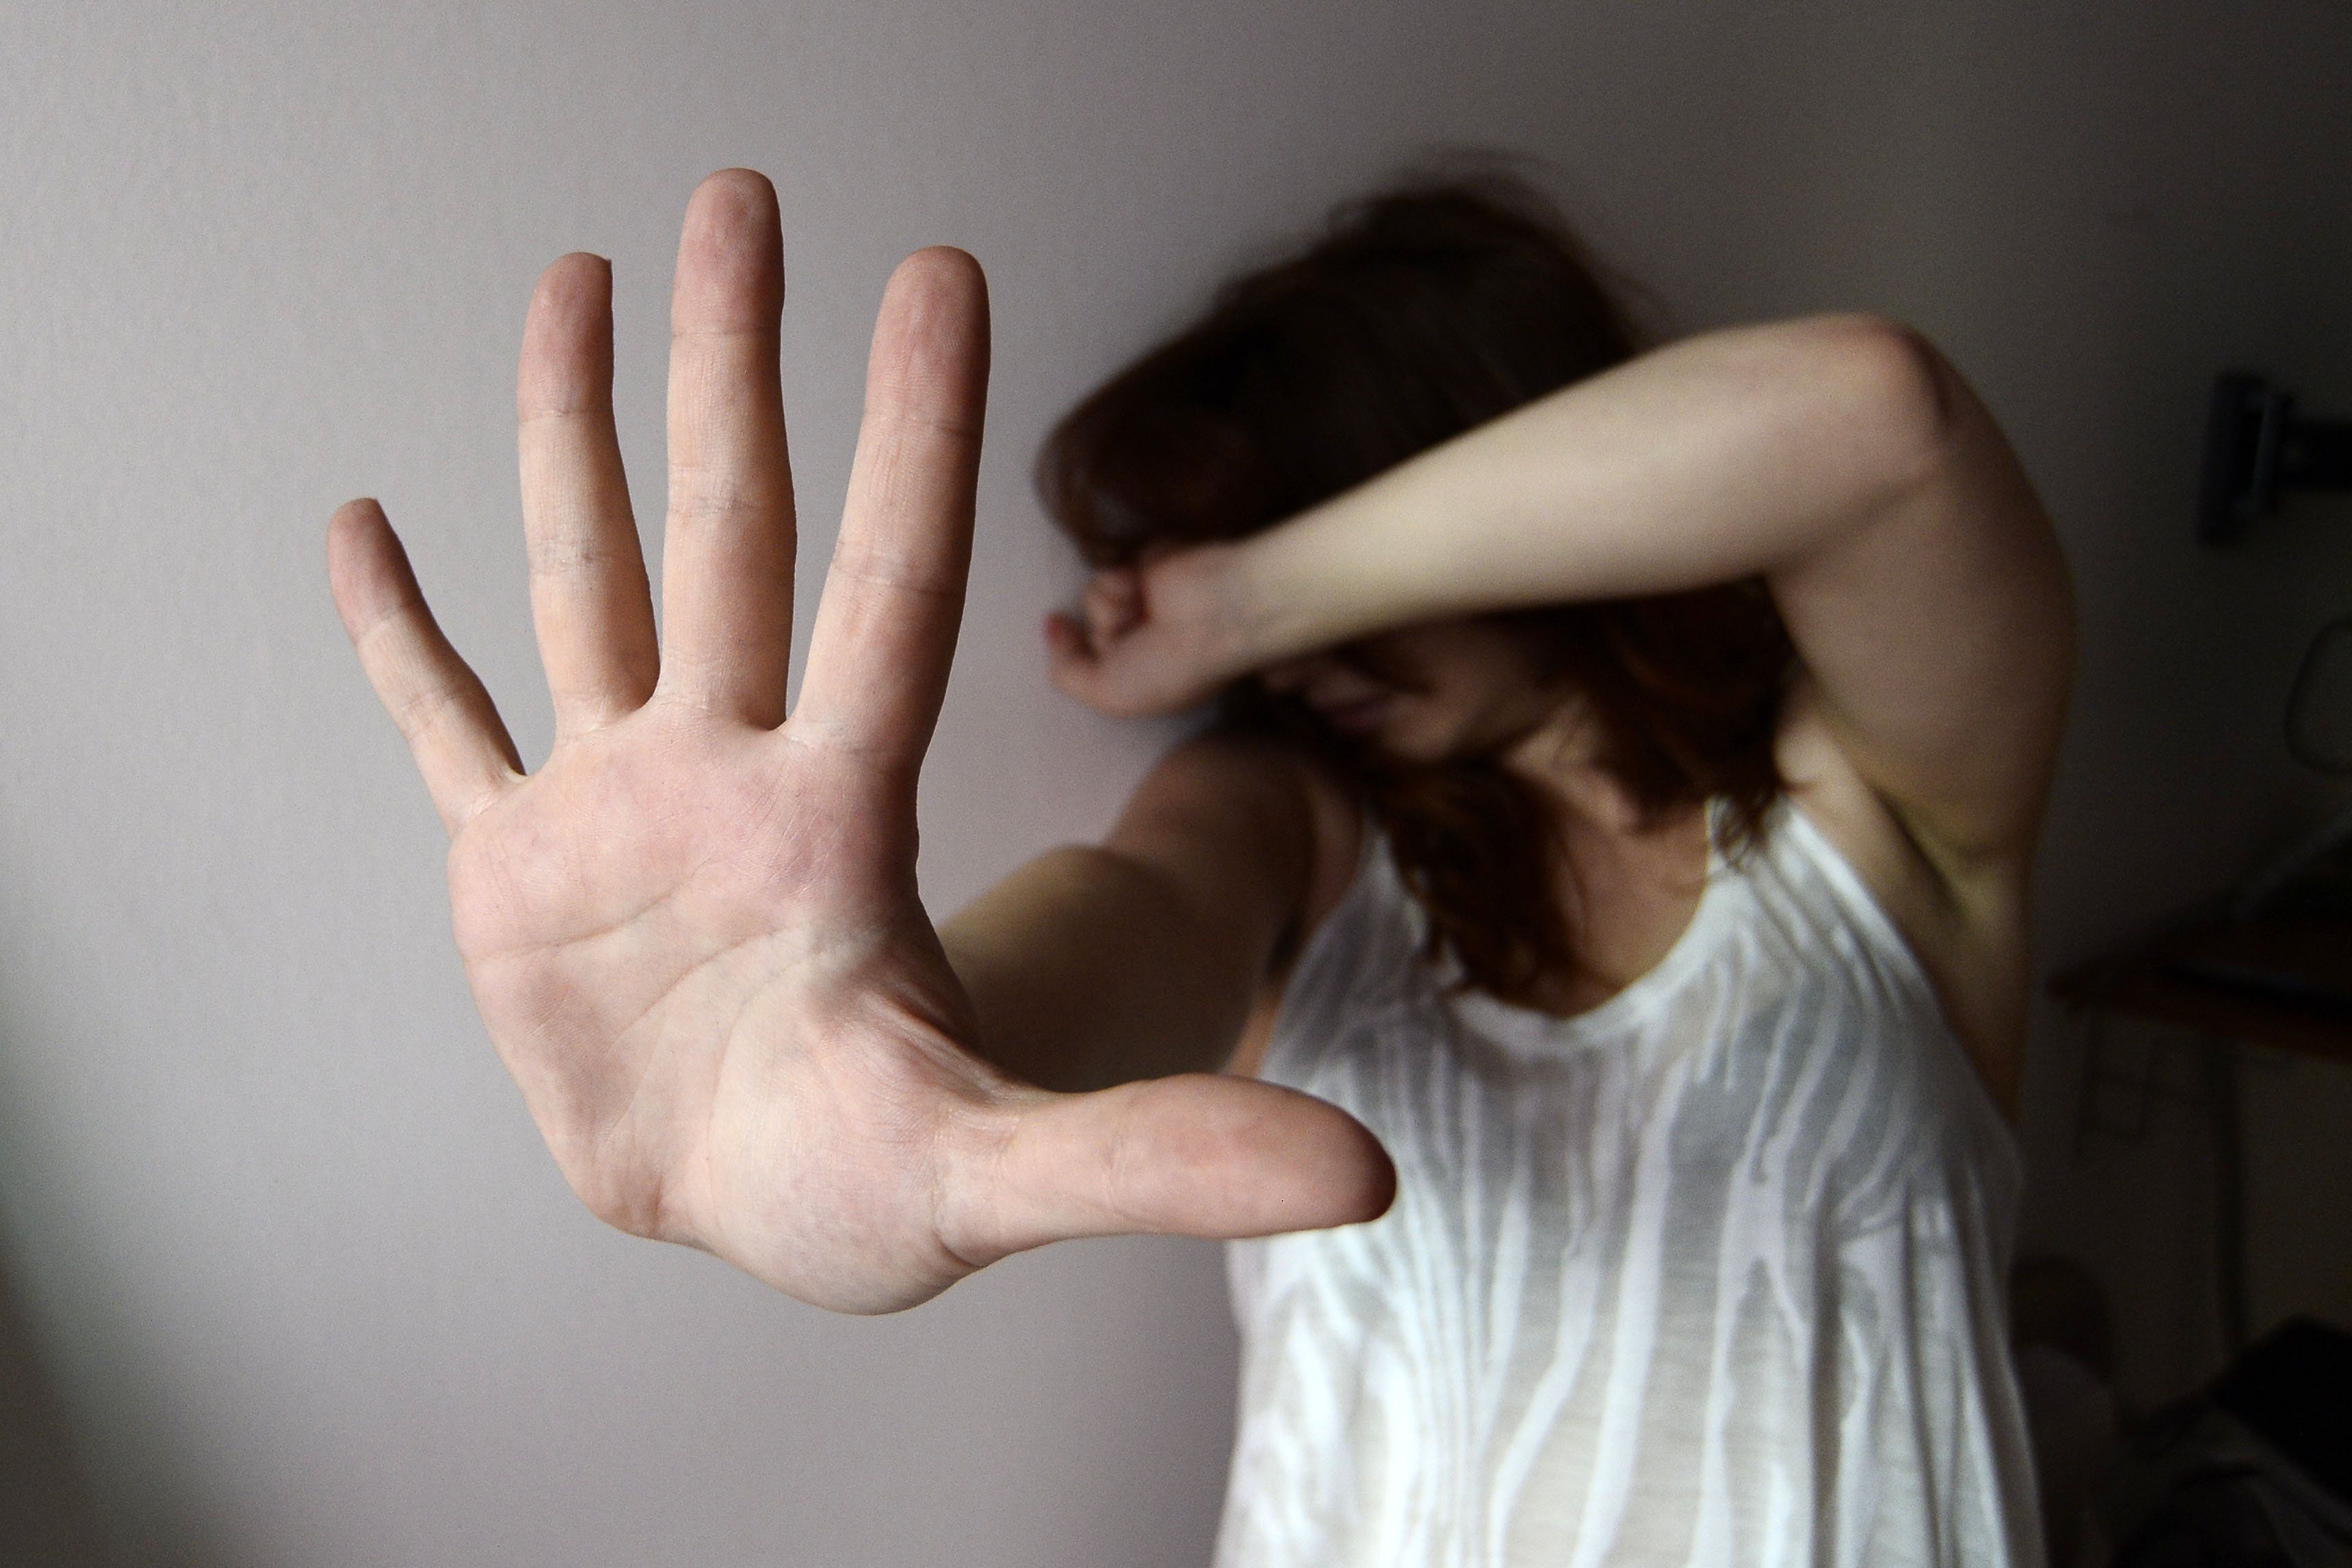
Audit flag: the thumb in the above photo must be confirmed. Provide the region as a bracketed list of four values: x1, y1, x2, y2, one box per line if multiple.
[1043, 612, 1110, 707]
[1080, 566, 1145, 644]
[941, 1074, 1395, 1266]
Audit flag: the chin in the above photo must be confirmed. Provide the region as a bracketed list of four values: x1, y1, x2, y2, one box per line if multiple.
[1366, 725, 1454, 766]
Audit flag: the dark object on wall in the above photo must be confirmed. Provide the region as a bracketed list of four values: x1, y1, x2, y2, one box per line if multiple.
[2198, 373, 2352, 546]
[2102, 1318, 2352, 1568]
[2284, 616, 2352, 773]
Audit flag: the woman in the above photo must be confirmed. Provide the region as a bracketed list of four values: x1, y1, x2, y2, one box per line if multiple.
[331, 167, 2068, 1565]
[995, 174, 2065, 1565]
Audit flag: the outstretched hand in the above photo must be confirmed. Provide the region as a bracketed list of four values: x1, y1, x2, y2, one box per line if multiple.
[329, 171, 1389, 1314]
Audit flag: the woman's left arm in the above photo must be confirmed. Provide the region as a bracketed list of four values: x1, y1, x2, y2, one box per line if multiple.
[1054, 314, 2074, 887]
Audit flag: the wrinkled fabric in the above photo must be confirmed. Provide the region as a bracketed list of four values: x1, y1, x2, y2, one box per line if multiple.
[1218, 802, 2042, 1568]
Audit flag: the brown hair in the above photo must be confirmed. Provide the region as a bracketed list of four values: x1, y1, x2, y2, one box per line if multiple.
[1038, 172, 1792, 1008]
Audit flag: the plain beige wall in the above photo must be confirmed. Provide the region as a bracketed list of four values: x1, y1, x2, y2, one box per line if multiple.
[2, 1, 2349, 1562]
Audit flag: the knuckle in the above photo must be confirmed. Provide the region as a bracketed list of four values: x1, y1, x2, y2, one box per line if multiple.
[525, 525, 629, 577]
[389, 677, 469, 741]
[828, 538, 959, 601]
[667, 462, 787, 527]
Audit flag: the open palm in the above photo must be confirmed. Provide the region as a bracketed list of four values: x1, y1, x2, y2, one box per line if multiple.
[328, 170, 1389, 1314]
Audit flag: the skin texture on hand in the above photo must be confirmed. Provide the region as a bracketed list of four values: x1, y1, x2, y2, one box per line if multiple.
[328, 170, 1391, 1314]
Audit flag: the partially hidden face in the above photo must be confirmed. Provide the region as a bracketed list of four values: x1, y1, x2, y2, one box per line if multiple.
[1255, 618, 1578, 766]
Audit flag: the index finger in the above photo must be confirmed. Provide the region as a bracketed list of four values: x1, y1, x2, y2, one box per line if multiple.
[791, 247, 989, 779]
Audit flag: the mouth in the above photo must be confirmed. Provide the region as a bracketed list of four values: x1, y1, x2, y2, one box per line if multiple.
[1311, 694, 1394, 736]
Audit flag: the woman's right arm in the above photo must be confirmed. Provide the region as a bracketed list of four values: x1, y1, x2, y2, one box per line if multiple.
[941, 735, 1348, 1093]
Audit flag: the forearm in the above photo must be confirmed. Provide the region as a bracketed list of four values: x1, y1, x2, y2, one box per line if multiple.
[940, 846, 1264, 1094]
[1213, 314, 1956, 666]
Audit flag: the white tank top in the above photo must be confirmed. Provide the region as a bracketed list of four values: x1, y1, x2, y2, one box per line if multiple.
[1217, 800, 2043, 1567]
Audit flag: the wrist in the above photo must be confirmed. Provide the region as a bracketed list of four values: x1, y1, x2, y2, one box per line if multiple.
[1216, 508, 1370, 673]
[1160, 540, 1284, 687]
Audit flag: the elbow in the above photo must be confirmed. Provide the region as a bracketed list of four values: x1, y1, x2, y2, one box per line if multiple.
[1805, 313, 1965, 495]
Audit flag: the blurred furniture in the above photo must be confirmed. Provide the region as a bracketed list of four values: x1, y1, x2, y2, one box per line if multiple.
[2052, 913, 2352, 1355]
[2100, 1318, 2352, 1568]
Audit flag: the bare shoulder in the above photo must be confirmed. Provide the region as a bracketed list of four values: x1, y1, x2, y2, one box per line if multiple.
[1775, 680, 2036, 1118]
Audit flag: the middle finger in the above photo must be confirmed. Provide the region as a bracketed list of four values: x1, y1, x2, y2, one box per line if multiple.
[656, 168, 797, 727]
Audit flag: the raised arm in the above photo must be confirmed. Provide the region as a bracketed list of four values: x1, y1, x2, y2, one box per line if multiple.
[1050, 314, 2073, 888]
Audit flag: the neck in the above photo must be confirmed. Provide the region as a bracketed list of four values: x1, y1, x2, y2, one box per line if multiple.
[1493, 696, 1715, 1012]
[1499, 698, 1653, 839]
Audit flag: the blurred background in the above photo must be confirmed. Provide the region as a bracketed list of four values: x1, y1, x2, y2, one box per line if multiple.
[1, 1, 2348, 1563]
